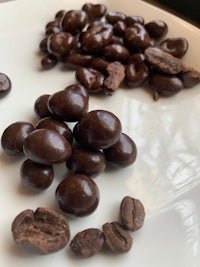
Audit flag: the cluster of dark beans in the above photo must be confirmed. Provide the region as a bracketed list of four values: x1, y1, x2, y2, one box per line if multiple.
[0, 72, 12, 98]
[39, 3, 200, 100]
[1, 83, 137, 218]
[11, 195, 145, 256]
[70, 195, 145, 258]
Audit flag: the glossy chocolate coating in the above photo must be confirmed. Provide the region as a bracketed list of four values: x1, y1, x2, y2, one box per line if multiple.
[81, 24, 113, 53]
[48, 85, 89, 122]
[73, 110, 122, 149]
[145, 20, 168, 40]
[36, 117, 73, 144]
[0, 72, 12, 97]
[106, 11, 126, 24]
[66, 147, 106, 178]
[82, 3, 107, 21]
[75, 67, 104, 93]
[61, 10, 88, 35]
[125, 15, 145, 26]
[104, 44, 130, 63]
[113, 21, 127, 36]
[23, 129, 72, 165]
[34, 94, 51, 118]
[41, 54, 58, 70]
[125, 23, 151, 49]
[1, 121, 34, 156]
[20, 159, 54, 191]
[56, 174, 100, 216]
[160, 37, 188, 58]
[103, 133, 137, 167]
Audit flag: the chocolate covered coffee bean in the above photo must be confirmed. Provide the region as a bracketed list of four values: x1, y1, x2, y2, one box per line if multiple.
[0, 72, 12, 98]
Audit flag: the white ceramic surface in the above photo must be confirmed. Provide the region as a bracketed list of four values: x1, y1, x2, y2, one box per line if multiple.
[0, 0, 200, 266]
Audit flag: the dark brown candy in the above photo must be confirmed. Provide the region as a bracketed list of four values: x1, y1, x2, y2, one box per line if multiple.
[82, 3, 107, 21]
[12, 207, 70, 254]
[89, 57, 109, 74]
[76, 67, 104, 93]
[104, 44, 130, 63]
[125, 15, 145, 26]
[56, 174, 100, 216]
[34, 94, 51, 118]
[48, 85, 89, 122]
[35, 117, 73, 144]
[102, 222, 133, 253]
[20, 159, 54, 191]
[73, 110, 122, 149]
[39, 38, 48, 53]
[0, 72, 12, 98]
[103, 133, 137, 167]
[104, 61, 125, 94]
[41, 54, 58, 70]
[120, 196, 145, 231]
[81, 24, 113, 53]
[61, 10, 88, 35]
[64, 53, 93, 68]
[47, 32, 75, 57]
[23, 129, 72, 165]
[125, 23, 151, 49]
[149, 72, 183, 100]
[145, 47, 183, 74]
[66, 147, 106, 178]
[145, 20, 168, 40]
[70, 228, 105, 258]
[160, 37, 188, 58]
[180, 67, 200, 88]
[45, 23, 61, 36]
[1, 121, 34, 156]
[106, 11, 127, 24]
[113, 20, 127, 36]
[125, 53, 149, 87]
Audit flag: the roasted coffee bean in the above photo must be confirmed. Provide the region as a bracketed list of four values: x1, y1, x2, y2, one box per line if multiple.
[66, 147, 106, 178]
[61, 10, 88, 35]
[120, 196, 145, 231]
[12, 207, 70, 254]
[20, 159, 54, 191]
[125, 15, 145, 26]
[56, 174, 100, 216]
[74, 109, 122, 149]
[104, 44, 130, 63]
[113, 20, 127, 36]
[64, 52, 93, 68]
[106, 11, 126, 24]
[102, 222, 133, 253]
[145, 47, 183, 74]
[41, 54, 58, 70]
[103, 133, 137, 167]
[1, 121, 34, 156]
[34, 94, 51, 118]
[47, 32, 75, 57]
[125, 23, 151, 49]
[35, 117, 73, 144]
[145, 20, 168, 40]
[180, 67, 200, 88]
[82, 3, 107, 21]
[125, 53, 149, 87]
[75, 67, 104, 93]
[160, 37, 188, 58]
[149, 72, 183, 100]
[104, 61, 125, 94]
[48, 85, 89, 122]
[89, 57, 109, 74]
[81, 24, 113, 53]
[0, 72, 12, 97]
[23, 129, 72, 165]
[70, 228, 105, 258]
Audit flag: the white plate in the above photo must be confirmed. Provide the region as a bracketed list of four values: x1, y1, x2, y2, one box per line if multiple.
[0, 0, 200, 266]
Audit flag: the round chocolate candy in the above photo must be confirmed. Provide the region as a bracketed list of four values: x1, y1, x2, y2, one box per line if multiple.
[56, 174, 100, 216]
[0, 72, 12, 98]
[23, 129, 72, 165]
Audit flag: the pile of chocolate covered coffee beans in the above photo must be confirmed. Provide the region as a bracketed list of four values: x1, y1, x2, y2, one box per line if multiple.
[39, 3, 200, 100]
